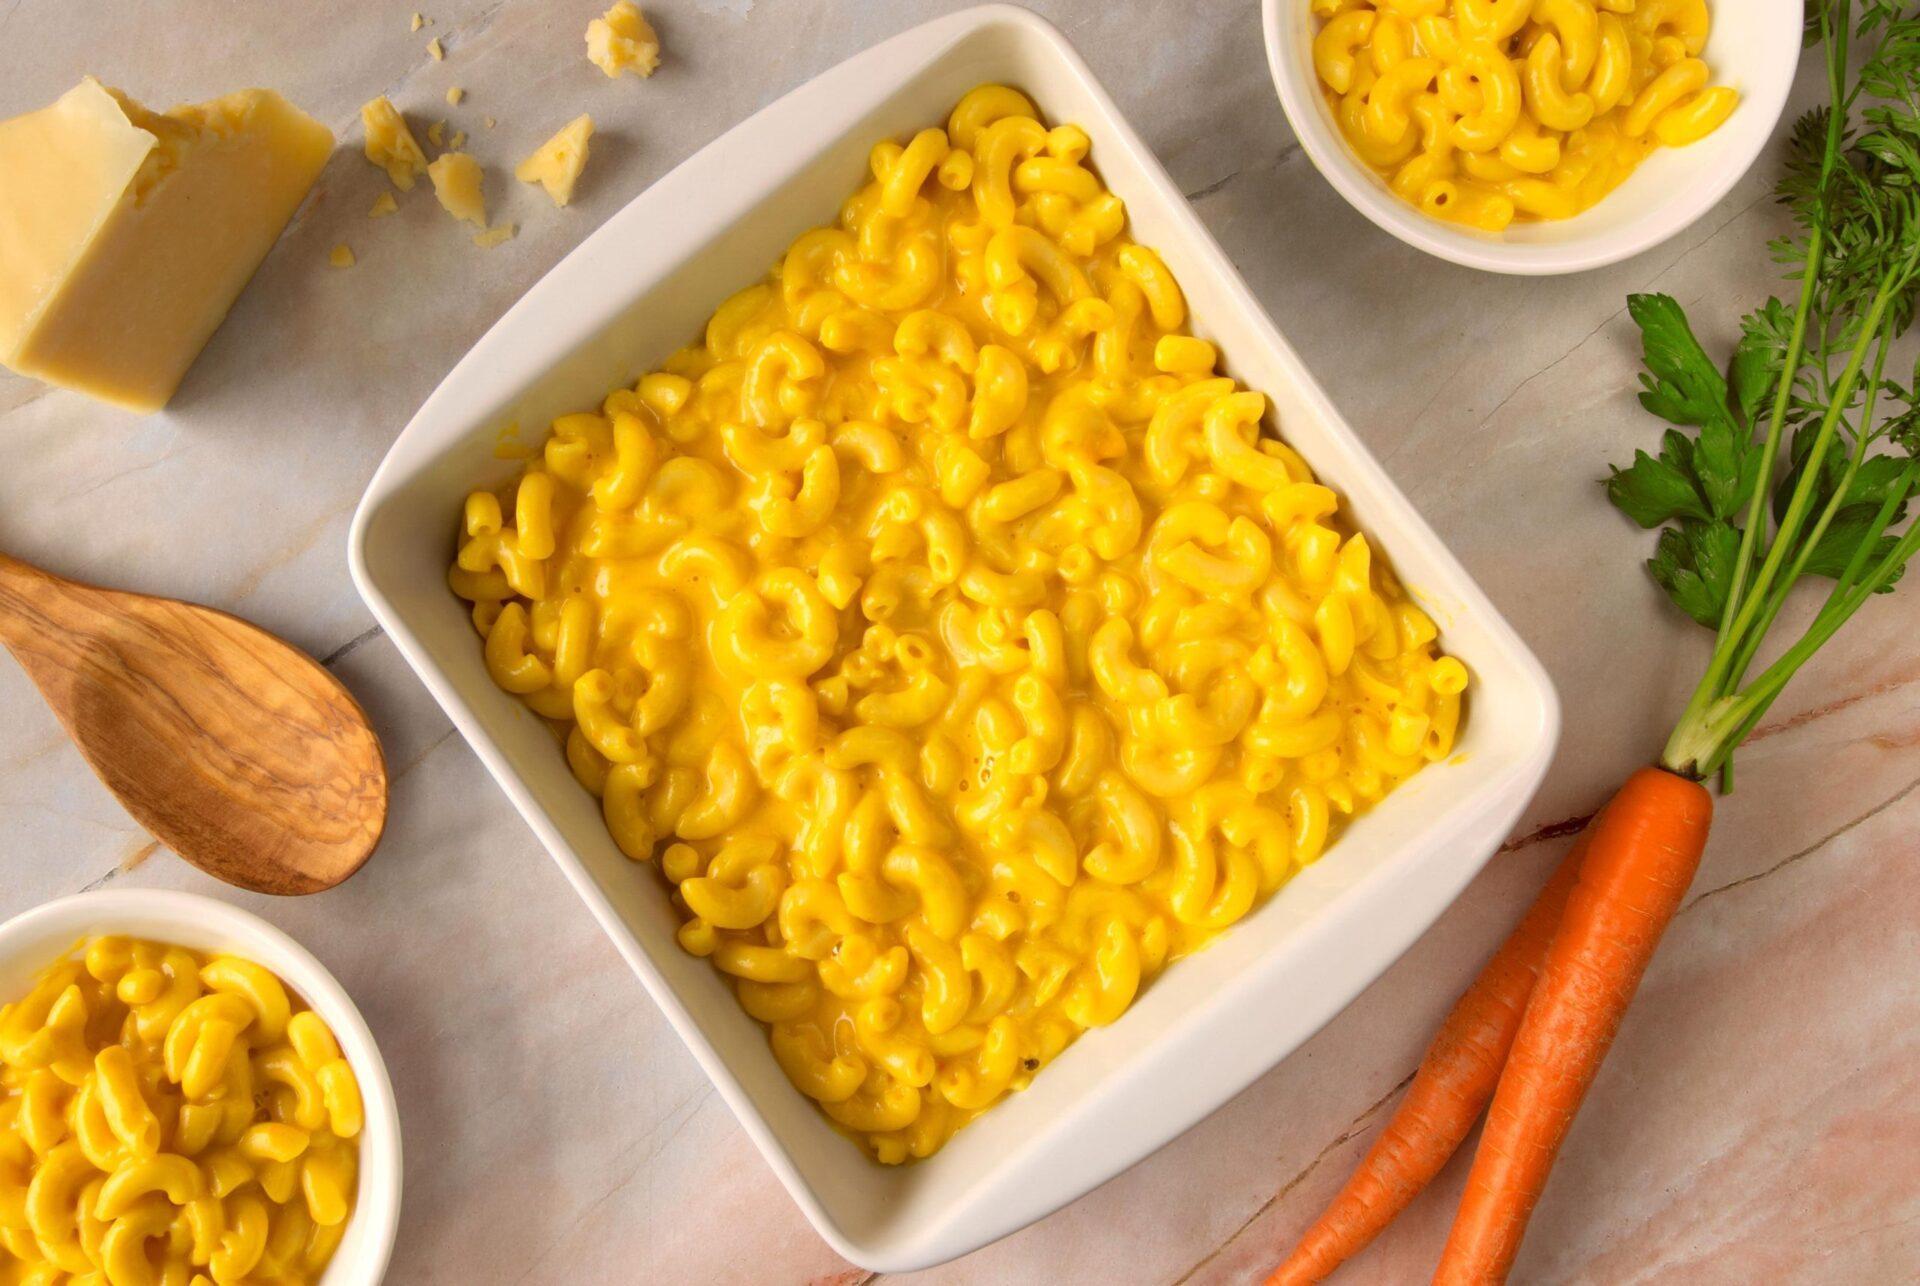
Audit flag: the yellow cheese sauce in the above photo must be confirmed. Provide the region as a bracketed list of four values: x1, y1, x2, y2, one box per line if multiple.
[452, 85, 1466, 1162]
[0, 938, 364, 1285]
[1310, 0, 1738, 230]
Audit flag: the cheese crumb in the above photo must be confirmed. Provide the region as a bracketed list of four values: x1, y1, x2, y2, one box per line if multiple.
[330, 243, 356, 268]
[368, 191, 399, 218]
[446, 87, 466, 106]
[410, 12, 424, 31]
[450, 130, 467, 150]
[484, 116, 497, 130]
[474, 222, 517, 249]
[516, 114, 595, 207]
[426, 120, 445, 148]
[586, 2, 660, 79]
[427, 37, 445, 61]
[360, 96, 428, 190]
[427, 152, 487, 227]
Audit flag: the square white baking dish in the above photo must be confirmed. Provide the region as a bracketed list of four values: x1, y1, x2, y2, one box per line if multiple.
[348, 5, 1560, 1271]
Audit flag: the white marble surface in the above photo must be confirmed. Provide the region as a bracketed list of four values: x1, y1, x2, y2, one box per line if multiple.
[4, 3, 1917, 1283]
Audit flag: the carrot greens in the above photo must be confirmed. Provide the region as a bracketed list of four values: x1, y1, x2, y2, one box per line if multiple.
[1607, 0, 1920, 786]
[1270, 8, 1920, 1284]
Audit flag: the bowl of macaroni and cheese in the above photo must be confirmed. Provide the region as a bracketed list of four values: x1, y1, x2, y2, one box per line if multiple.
[0, 890, 402, 1284]
[350, 4, 1557, 1270]
[1262, 0, 1802, 274]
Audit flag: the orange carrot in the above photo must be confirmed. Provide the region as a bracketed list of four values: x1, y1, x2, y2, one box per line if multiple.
[1266, 831, 1589, 1286]
[1433, 766, 1713, 1284]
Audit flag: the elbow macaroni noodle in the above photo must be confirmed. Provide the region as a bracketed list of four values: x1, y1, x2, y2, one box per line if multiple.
[1311, 0, 1738, 231]
[0, 939, 362, 1286]
[452, 85, 1467, 1162]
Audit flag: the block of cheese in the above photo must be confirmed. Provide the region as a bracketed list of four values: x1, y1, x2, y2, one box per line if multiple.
[0, 78, 333, 413]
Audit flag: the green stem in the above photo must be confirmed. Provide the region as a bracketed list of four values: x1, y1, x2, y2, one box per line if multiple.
[1715, 248, 1824, 644]
[1668, 469, 1920, 778]
[1672, 292, 1823, 765]
[1671, 4, 1852, 766]
[1675, 268, 1903, 734]
[1735, 271, 1899, 626]
[1716, 6, 1851, 647]
[1719, 329, 1893, 694]
[1655, 0, 1920, 783]
[1701, 519, 1920, 778]
[1834, 461, 1919, 596]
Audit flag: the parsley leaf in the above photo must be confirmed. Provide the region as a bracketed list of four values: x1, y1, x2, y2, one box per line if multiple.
[1627, 293, 1753, 518]
[1609, 295, 1766, 621]
[1806, 506, 1907, 591]
[1630, 293, 1731, 429]
[1606, 431, 1711, 527]
[1647, 520, 1742, 628]
[1731, 298, 1792, 426]
[1783, 453, 1915, 590]
[1777, 436, 1914, 524]
[1846, 453, 1917, 509]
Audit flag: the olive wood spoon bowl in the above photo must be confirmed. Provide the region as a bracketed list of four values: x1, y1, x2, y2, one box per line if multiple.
[0, 552, 387, 894]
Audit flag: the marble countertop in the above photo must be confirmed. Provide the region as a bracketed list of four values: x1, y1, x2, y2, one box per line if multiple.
[4, 2, 1916, 1282]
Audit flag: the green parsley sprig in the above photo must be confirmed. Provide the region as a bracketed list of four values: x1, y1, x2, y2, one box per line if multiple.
[1606, 0, 1920, 786]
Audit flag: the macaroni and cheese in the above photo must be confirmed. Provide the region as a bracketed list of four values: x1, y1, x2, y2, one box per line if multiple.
[451, 85, 1466, 1161]
[0, 938, 363, 1284]
[1311, 0, 1738, 230]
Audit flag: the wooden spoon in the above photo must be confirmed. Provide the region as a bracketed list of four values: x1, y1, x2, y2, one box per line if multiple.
[0, 552, 387, 894]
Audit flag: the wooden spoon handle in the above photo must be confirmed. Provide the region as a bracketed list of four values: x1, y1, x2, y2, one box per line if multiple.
[0, 552, 66, 651]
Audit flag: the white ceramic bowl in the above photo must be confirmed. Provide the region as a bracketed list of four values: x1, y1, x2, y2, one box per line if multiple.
[0, 890, 402, 1284]
[1261, 0, 1803, 274]
[349, 4, 1558, 1270]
